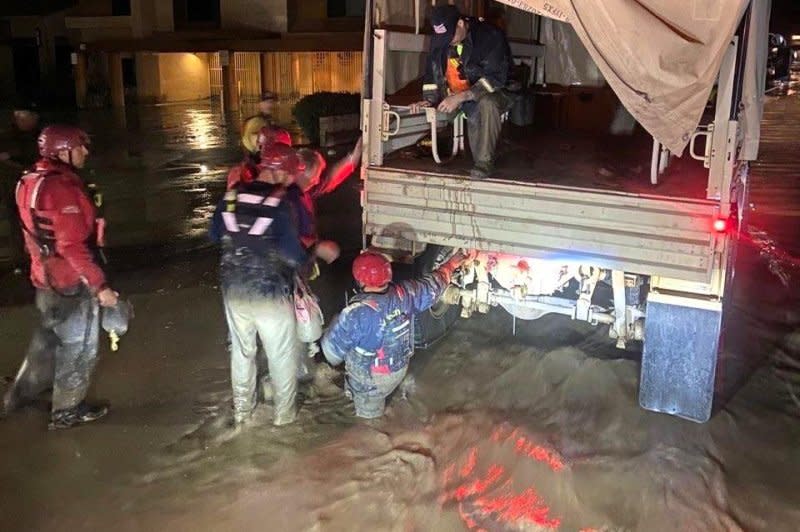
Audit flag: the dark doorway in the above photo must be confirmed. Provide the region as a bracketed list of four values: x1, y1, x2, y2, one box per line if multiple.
[121, 56, 137, 102]
[11, 38, 40, 101]
[122, 57, 136, 88]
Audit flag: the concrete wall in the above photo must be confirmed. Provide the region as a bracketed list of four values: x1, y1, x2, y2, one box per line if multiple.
[135, 52, 210, 103]
[66, 0, 171, 41]
[135, 52, 160, 103]
[153, 0, 174, 32]
[132, 0, 157, 37]
[220, 0, 287, 33]
[158, 53, 210, 102]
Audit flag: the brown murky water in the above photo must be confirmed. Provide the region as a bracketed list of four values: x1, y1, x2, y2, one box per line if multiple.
[1, 88, 799, 531]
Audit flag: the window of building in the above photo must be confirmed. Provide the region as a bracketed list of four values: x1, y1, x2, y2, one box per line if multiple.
[187, 0, 220, 23]
[327, 0, 365, 18]
[173, 0, 220, 29]
[111, 0, 131, 16]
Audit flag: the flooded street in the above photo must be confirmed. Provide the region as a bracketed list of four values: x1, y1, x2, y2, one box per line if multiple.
[3, 100, 315, 266]
[1, 88, 800, 532]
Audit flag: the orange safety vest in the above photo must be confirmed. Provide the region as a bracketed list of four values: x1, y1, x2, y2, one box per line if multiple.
[445, 44, 470, 94]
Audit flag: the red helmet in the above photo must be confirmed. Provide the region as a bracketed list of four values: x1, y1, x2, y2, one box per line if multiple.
[352, 252, 392, 287]
[257, 126, 292, 152]
[38, 125, 90, 158]
[258, 143, 302, 174]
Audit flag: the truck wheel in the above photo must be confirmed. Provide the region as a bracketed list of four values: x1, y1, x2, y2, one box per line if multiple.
[413, 244, 460, 349]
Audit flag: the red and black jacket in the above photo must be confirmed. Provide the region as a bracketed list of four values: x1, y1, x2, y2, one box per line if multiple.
[15, 159, 106, 292]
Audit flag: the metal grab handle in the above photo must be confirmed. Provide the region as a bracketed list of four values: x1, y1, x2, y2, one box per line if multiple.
[650, 139, 661, 185]
[689, 125, 713, 168]
[382, 110, 402, 140]
[426, 107, 462, 164]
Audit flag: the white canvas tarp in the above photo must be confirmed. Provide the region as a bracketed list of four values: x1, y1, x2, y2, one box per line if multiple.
[740, 0, 770, 160]
[497, 0, 754, 155]
[540, 17, 605, 87]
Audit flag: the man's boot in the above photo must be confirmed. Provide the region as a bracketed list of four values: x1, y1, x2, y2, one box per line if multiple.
[48, 401, 109, 430]
[469, 162, 493, 180]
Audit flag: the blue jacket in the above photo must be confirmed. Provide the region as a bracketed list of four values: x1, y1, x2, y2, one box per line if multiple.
[322, 272, 449, 382]
[211, 181, 309, 299]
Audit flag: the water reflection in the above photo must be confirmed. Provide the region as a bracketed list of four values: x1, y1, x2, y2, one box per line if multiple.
[2, 100, 308, 263]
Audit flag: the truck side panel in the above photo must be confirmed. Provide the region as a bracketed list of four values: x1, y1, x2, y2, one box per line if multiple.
[364, 168, 723, 284]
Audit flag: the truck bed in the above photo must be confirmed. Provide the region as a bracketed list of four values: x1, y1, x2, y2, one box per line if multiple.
[380, 126, 709, 201]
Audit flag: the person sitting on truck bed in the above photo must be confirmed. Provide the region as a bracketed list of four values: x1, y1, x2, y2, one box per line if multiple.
[410, 5, 512, 180]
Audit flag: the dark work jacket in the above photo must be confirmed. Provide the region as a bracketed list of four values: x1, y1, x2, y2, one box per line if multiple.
[422, 18, 512, 105]
[214, 181, 308, 299]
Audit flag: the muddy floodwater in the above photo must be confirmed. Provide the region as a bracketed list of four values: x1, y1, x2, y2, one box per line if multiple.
[1, 91, 799, 532]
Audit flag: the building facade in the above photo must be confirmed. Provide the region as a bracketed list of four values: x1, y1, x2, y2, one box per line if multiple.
[1, 0, 366, 108]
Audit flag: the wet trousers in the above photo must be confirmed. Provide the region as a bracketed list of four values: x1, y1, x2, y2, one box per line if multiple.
[348, 367, 408, 419]
[10, 287, 100, 413]
[463, 91, 511, 172]
[223, 291, 298, 425]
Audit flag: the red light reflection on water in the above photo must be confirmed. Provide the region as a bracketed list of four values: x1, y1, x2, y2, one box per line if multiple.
[440, 424, 568, 530]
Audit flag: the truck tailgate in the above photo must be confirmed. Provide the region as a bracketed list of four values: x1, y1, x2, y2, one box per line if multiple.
[364, 168, 723, 283]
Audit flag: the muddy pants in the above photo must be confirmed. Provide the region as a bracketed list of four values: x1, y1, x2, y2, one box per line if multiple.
[223, 292, 298, 425]
[463, 91, 511, 173]
[10, 287, 100, 413]
[347, 367, 408, 419]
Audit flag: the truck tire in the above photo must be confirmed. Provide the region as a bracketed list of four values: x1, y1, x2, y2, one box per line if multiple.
[413, 244, 460, 349]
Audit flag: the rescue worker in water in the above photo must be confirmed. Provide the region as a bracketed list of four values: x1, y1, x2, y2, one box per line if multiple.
[213, 143, 337, 426]
[2, 125, 119, 430]
[322, 250, 474, 419]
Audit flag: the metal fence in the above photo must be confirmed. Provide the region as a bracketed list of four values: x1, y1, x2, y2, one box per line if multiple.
[262, 51, 362, 99]
[209, 52, 223, 97]
[208, 51, 362, 104]
[234, 52, 263, 102]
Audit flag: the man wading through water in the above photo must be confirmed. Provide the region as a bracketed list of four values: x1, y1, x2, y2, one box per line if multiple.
[212, 143, 336, 426]
[3, 125, 119, 430]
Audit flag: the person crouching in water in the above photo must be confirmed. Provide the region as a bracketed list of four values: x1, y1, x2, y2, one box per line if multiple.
[321, 250, 473, 419]
[213, 143, 330, 426]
